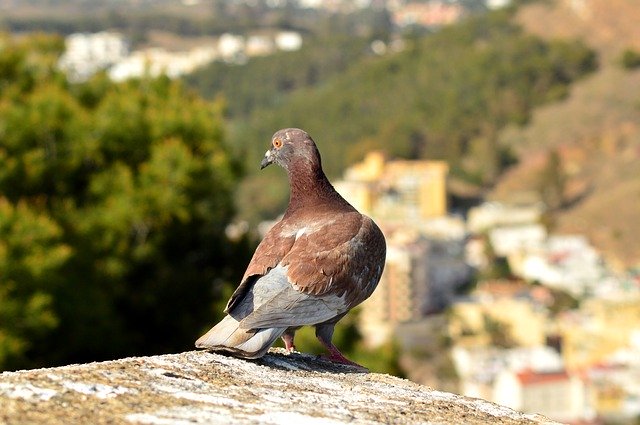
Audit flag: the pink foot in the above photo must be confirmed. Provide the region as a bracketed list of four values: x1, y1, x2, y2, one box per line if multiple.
[322, 345, 368, 371]
[282, 333, 296, 353]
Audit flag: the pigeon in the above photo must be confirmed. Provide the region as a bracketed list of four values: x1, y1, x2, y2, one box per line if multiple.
[196, 128, 386, 368]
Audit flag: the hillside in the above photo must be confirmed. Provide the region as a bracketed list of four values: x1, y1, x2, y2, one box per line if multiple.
[516, 0, 640, 60]
[489, 0, 640, 268]
[222, 10, 596, 224]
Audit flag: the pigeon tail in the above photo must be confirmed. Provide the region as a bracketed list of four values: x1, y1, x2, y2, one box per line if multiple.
[195, 315, 286, 359]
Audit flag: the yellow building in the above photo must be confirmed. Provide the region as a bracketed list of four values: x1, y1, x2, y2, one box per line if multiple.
[334, 151, 449, 221]
[448, 283, 548, 348]
[559, 297, 640, 370]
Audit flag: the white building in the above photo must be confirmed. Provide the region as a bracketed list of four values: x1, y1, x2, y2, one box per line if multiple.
[453, 345, 564, 403]
[488, 224, 547, 258]
[218, 33, 246, 62]
[493, 368, 588, 423]
[58, 32, 129, 82]
[486, 0, 512, 9]
[108, 46, 218, 81]
[519, 235, 612, 297]
[60, 29, 304, 83]
[275, 31, 303, 51]
[246, 35, 275, 57]
[467, 202, 544, 234]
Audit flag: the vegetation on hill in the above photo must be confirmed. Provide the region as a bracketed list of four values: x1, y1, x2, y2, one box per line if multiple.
[621, 49, 640, 69]
[208, 10, 596, 224]
[491, 0, 640, 267]
[185, 35, 376, 119]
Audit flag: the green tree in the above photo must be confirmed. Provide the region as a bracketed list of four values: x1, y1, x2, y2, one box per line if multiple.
[0, 34, 247, 370]
[620, 48, 640, 69]
[0, 199, 69, 368]
[538, 149, 566, 210]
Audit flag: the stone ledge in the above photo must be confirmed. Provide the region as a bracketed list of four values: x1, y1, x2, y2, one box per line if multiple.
[0, 349, 558, 424]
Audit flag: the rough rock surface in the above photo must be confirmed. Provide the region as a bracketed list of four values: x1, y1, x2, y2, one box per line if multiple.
[0, 349, 558, 424]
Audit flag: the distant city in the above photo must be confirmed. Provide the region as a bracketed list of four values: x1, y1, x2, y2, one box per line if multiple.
[58, 30, 304, 82]
[54, 0, 512, 82]
[333, 152, 640, 424]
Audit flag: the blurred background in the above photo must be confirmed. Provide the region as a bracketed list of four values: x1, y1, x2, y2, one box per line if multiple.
[1, 0, 639, 423]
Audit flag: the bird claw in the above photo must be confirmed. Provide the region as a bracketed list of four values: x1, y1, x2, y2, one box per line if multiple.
[321, 353, 369, 372]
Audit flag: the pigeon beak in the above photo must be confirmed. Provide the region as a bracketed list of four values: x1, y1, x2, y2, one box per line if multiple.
[260, 149, 275, 169]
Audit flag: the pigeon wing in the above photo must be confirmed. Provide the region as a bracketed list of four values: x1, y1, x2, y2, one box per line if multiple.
[283, 212, 385, 305]
[233, 212, 386, 330]
[224, 220, 295, 314]
[231, 265, 348, 329]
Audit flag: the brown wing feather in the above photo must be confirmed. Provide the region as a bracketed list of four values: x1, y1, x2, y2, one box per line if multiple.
[242, 221, 296, 281]
[283, 212, 386, 305]
[281, 213, 360, 293]
[226, 211, 386, 314]
[342, 216, 386, 305]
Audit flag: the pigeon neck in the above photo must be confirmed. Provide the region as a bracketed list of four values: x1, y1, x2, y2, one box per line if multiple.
[286, 162, 344, 213]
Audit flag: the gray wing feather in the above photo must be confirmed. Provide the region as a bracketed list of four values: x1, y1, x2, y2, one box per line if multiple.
[229, 265, 347, 329]
[195, 315, 286, 359]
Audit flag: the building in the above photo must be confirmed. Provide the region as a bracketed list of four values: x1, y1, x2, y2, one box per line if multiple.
[108, 47, 218, 81]
[587, 363, 640, 421]
[486, 0, 512, 9]
[392, 1, 465, 28]
[493, 368, 588, 423]
[60, 30, 303, 83]
[58, 32, 129, 82]
[360, 226, 472, 346]
[518, 235, 611, 298]
[453, 345, 564, 403]
[275, 31, 303, 51]
[448, 281, 550, 348]
[245, 35, 274, 57]
[559, 297, 640, 370]
[334, 151, 449, 223]
[488, 224, 547, 259]
[467, 202, 544, 234]
[337, 152, 471, 346]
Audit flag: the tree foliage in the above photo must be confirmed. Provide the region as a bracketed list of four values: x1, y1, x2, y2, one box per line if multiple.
[621, 48, 640, 69]
[0, 199, 66, 367]
[0, 34, 248, 370]
[185, 35, 375, 120]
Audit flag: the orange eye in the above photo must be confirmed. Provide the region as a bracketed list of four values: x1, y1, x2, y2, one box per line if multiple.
[273, 138, 283, 149]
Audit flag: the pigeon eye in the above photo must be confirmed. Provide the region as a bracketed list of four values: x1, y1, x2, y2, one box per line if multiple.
[273, 139, 283, 149]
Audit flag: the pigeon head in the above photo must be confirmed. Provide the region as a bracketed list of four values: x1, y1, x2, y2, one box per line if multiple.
[260, 128, 321, 172]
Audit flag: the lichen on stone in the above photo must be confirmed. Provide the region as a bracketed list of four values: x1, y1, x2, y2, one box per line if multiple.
[0, 349, 558, 425]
